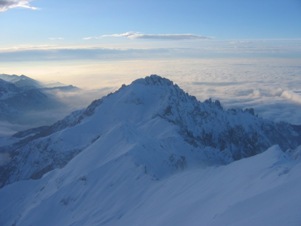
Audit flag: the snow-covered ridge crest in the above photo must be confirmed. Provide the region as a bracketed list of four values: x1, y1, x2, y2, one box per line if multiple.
[0, 75, 301, 188]
[133, 74, 174, 86]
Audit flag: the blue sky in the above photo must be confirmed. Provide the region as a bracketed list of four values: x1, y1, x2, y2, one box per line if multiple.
[1, 0, 301, 47]
[0, 0, 301, 86]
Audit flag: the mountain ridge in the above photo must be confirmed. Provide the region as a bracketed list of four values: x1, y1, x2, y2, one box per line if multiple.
[1, 75, 301, 226]
[0, 74, 42, 89]
[0, 74, 81, 131]
[1, 75, 300, 187]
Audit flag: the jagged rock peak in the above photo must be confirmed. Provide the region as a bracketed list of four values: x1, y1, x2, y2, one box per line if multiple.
[133, 74, 174, 86]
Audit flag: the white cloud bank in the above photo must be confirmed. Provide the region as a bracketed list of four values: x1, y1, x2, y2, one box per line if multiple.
[0, 0, 37, 12]
[281, 90, 301, 105]
[174, 59, 301, 125]
[84, 32, 211, 41]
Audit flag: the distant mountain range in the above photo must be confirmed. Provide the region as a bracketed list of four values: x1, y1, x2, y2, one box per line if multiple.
[0, 75, 300, 226]
[0, 74, 42, 89]
[0, 74, 79, 130]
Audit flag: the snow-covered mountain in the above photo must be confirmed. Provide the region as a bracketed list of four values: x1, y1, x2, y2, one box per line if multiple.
[0, 75, 301, 226]
[0, 74, 42, 89]
[0, 79, 19, 99]
[0, 74, 81, 132]
[0, 74, 79, 92]
[0, 78, 63, 125]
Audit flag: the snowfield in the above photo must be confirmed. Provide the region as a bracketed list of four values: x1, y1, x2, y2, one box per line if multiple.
[0, 75, 301, 226]
[1, 145, 301, 226]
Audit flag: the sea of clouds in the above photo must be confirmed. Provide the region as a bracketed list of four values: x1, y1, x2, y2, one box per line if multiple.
[0, 58, 300, 127]
[61, 58, 300, 125]
[168, 59, 301, 125]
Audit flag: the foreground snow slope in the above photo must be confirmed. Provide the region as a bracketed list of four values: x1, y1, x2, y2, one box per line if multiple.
[1, 145, 301, 226]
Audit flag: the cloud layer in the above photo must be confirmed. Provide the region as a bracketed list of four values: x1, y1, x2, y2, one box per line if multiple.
[1, 58, 300, 125]
[0, 0, 37, 12]
[2, 38, 301, 62]
[0, 47, 174, 61]
[84, 32, 211, 41]
[177, 59, 301, 125]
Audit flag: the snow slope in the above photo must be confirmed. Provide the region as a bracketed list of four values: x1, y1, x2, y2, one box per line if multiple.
[0, 145, 301, 226]
[0, 75, 301, 225]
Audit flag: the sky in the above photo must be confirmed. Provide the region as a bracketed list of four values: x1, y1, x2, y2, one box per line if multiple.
[1, 0, 301, 52]
[0, 0, 301, 125]
[1, 0, 300, 84]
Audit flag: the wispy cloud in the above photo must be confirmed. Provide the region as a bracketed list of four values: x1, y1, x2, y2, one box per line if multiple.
[0, 0, 38, 12]
[0, 46, 174, 61]
[84, 32, 211, 41]
[48, 37, 64, 41]
[1, 39, 300, 62]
